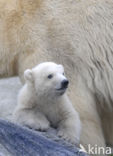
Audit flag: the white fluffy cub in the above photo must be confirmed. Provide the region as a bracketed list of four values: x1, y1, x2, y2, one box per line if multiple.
[13, 62, 81, 144]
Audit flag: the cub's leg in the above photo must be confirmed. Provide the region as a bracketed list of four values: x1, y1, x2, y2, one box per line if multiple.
[58, 112, 81, 145]
[13, 110, 50, 131]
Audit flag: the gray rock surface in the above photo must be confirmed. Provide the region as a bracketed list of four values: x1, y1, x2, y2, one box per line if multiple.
[0, 77, 22, 119]
[0, 119, 87, 156]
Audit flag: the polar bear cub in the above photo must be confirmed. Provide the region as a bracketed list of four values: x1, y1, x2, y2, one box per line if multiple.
[13, 62, 81, 144]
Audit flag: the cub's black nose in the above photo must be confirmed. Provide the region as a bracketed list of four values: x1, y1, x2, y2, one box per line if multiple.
[61, 80, 69, 89]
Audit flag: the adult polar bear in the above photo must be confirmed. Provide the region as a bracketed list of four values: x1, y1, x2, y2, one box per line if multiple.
[0, 0, 113, 153]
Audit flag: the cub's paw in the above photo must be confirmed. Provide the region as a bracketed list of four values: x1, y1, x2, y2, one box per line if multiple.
[24, 119, 50, 131]
[57, 129, 79, 145]
[34, 119, 50, 131]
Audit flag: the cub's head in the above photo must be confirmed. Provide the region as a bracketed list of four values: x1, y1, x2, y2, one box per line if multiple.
[24, 62, 69, 97]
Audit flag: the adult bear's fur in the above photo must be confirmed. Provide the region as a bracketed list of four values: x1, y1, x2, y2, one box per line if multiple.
[0, 0, 113, 154]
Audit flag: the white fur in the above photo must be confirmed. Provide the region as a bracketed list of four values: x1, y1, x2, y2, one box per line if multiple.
[13, 62, 81, 144]
[1, 0, 113, 151]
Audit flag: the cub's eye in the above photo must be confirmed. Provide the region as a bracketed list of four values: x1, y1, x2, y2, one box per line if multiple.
[63, 72, 65, 75]
[48, 74, 53, 79]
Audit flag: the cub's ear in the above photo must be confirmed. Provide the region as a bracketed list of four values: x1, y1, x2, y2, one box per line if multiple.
[58, 64, 64, 69]
[24, 69, 33, 82]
